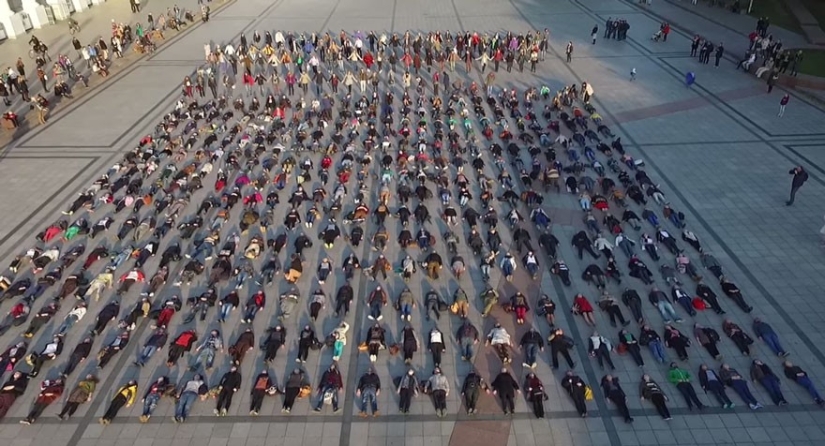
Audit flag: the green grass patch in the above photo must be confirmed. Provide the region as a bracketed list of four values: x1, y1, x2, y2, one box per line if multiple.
[797, 49, 825, 77]
[747, 0, 802, 33]
[800, 0, 825, 33]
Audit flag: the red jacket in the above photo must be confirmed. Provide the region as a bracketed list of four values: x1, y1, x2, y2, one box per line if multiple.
[573, 296, 593, 313]
[174, 331, 198, 349]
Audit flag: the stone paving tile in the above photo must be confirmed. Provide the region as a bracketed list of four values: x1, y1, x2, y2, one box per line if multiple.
[2, 2, 825, 446]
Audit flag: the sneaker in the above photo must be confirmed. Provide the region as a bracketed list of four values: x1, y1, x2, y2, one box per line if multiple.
[313, 408, 321, 413]
[20, 419, 31, 425]
[213, 409, 220, 415]
[749, 403, 758, 410]
[250, 410, 258, 415]
[333, 408, 341, 414]
[367, 315, 374, 320]
[377, 315, 383, 321]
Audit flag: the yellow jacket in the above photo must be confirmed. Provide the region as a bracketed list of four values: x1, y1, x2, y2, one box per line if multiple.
[115, 383, 138, 406]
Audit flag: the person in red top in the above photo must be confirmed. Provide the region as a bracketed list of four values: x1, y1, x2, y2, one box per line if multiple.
[166, 330, 197, 366]
[778, 94, 789, 117]
[117, 269, 145, 295]
[363, 52, 374, 69]
[662, 23, 671, 42]
[572, 294, 596, 326]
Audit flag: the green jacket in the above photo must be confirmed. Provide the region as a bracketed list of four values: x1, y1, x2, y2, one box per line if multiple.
[668, 368, 691, 384]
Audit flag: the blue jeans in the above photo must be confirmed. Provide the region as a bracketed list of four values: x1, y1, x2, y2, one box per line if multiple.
[245, 306, 260, 321]
[400, 303, 412, 318]
[524, 343, 538, 365]
[57, 315, 79, 335]
[648, 340, 666, 363]
[175, 392, 198, 419]
[192, 348, 215, 369]
[797, 376, 822, 401]
[219, 303, 233, 322]
[143, 393, 161, 416]
[192, 244, 213, 262]
[730, 380, 757, 405]
[460, 338, 475, 359]
[761, 332, 785, 356]
[526, 263, 538, 277]
[316, 386, 339, 410]
[760, 376, 785, 405]
[137, 345, 157, 366]
[361, 387, 378, 413]
[369, 302, 382, 319]
[656, 302, 679, 321]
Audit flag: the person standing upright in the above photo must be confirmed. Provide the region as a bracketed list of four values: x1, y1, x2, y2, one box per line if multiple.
[786, 166, 808, 206]
[778, 94, 789, 117]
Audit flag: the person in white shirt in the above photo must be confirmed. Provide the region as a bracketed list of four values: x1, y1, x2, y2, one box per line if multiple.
[429, 328, 445, 367]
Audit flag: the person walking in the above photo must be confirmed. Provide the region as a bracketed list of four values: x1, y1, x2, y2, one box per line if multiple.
[778, 94, 789, 117]
[591, 25, 598, 44]
[786, 166, 808, 206]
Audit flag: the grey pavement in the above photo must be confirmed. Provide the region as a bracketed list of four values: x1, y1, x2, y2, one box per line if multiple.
[1, 0, 825, 446]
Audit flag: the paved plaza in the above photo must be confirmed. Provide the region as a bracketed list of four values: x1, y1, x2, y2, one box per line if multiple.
[2, 0, 825, 446]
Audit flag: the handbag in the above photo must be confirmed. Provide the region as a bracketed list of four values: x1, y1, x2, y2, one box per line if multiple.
[584, 386, 594, 401]
[298, 385, 311, 398]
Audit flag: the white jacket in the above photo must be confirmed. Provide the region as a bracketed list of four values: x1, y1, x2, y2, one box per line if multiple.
[488, 328, 511, 346]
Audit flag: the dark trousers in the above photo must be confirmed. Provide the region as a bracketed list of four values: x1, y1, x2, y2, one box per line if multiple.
[432, 389, 447, 411]
[676, 383, 704, 409]
[399, 387, 414, 412]
[216, 389, 235, 411]
[610, 395, 632, 421]
[403, 346, 415, 361]
[464, 387, 479, 411]
[26, 401, 49, 421]
[788, 185, 801, 204]
[595, 346, 615, 370]
[702, 342, 720, 358]
[430, 343, 443, 366]
[706, 381, 732, 406]
[103, 394, 128, 421]
[552, 347, 574, 368]
[59, 401, 80, 418]
[265, 341, 283, 361]
[250, 390, 266, 411]
[283, 387, 299, 409]
[499, 392, 515, 413]
[570, 391, 587, 415]
[298, 341, 311, 361]
[530, 394, 545, 418]
[760, 377, 785, 405]
[650, 393, 670, 418]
